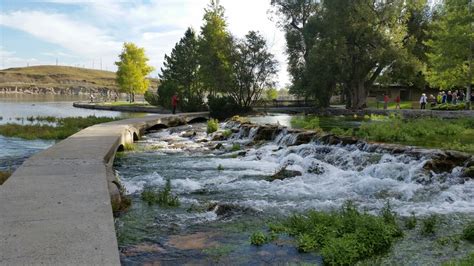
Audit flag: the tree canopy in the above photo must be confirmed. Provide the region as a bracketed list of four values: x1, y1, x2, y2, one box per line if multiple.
[115, 42, 154, 102]
[426, 0, 473, 90]
[158, 28, 205, 111]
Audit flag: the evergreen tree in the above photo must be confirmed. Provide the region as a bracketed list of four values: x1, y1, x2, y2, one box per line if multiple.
[159, 28, 205, 111]
[115, 42, 154, 102]
[198, 0, 234, 97]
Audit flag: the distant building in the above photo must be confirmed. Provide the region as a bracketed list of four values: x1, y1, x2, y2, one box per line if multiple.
[370, 84, 439, 102]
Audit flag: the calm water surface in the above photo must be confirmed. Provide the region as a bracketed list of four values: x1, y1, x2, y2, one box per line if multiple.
[0, 95, 146, 173]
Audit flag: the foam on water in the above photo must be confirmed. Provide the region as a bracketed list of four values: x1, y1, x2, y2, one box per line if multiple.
[119, 123, 474, 217]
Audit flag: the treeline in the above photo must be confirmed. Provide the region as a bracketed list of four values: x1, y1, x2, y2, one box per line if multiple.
[153, 0, 277, 117]
[271, 0, 473, 109]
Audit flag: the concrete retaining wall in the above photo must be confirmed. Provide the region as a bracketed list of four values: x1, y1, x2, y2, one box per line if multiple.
[0, 113, 208, 265]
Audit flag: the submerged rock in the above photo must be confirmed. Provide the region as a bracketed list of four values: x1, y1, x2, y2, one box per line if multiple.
[254, 125, 283, 141]
[167, 232, 219, 250]
[423, 159, 457, 174]
[293, 131, 320, 146]
[266, 168, 302, 181]
[462, 166, 474, 179]
[121, 243, 165, 257]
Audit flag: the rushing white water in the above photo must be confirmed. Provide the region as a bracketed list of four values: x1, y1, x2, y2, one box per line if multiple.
[119, 123, 474, 219]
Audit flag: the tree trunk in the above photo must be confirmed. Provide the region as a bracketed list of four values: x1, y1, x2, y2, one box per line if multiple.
[349, 80, 368, 109]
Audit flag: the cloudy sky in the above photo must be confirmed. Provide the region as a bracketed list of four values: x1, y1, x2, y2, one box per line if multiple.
[0, 0, 290, 87]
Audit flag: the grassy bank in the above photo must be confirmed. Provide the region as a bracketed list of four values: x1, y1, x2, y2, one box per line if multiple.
[292, 115, 474, 154]
[0, 116, 119, 140]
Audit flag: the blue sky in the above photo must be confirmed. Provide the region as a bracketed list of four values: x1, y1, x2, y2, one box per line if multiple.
[0, 0, 289, 86]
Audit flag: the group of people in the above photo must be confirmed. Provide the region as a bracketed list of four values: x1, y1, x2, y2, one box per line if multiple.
[419, 90, 471, 109]
[383, 90, 473, 110]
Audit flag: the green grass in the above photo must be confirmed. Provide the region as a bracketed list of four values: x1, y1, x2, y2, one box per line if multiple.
[0, 171, 12, 185]
[462, 222, 474, 242]
[367, 99, 414, 110]
[265, 201, 402, 265]
[290, 116, 321, 130]
[250, 231, 268, 246]
[354, 116, 474, 153]
[0, 116, 120, 140]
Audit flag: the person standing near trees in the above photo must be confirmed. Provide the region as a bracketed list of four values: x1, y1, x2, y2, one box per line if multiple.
[395, 95, 401, 109]
[171, 93, 179, 114]
[420, 93, 427, 110]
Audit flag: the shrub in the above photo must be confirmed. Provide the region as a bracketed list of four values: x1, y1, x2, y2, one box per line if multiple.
[250, 231, 268, 246]
[208, 96, 250, 119]
[420, 215, 438, 236]
[141, 179, 180, 208]
[462, 222, 474, 242]
[217, 164, 224, 171]
[297, 233, 318, 252]
[144, 91, 160, 106]
[207, 119, 219, 134]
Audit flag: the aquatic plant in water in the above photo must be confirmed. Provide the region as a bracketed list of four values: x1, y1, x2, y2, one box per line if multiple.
[267, 201, 402, 265]
[420, 215, 438, 236]
[250, 231, 268, 246]
[462, 222, 474, 242]
[141, 179, 180, 208]
[207, 119, 219, 134]
[405, 212, 417, 230]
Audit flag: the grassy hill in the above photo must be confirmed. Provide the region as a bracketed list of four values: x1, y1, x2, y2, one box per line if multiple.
[0, 65, 158, 91]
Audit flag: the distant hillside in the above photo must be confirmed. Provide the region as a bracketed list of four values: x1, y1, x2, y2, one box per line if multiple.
[0, 65, 158, 95]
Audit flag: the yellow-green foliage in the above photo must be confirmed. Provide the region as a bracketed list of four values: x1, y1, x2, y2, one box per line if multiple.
[0, 116, 119, 140]
[207, 119, 219, 134]
[115, 42, 155, 96]
[250, 231, 268, 246]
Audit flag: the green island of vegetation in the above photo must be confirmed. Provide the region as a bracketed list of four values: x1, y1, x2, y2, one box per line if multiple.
[0, 116, 119, 140]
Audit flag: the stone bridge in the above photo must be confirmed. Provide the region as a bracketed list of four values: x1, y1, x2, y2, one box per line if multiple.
[0, 112, 209, 265]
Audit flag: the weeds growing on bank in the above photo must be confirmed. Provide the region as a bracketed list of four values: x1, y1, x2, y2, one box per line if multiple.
[0, 116, 119, 140]
[292, 115, 474, 153]
[462, 222, 474, 242]
[141, 179, 180, 208]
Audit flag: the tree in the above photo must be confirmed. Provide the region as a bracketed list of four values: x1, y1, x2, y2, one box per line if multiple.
[231, 31, 278, 108]
[265, 88, 279, 101]
[115, 43, 154, 102]
[426, 0, 473, 107]
[158, 28, 205, 111]
[198, 0, 234, 97]
[272, 0, 421, 109]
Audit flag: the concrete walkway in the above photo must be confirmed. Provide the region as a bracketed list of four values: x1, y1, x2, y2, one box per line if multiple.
[0, 113, 208, 265]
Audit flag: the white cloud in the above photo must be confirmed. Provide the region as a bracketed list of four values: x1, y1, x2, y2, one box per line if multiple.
[0, 46, 39, 68]
[0, 0, 290, 87]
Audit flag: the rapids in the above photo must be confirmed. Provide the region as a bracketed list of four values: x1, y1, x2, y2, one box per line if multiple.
[114, 121, 474, 265]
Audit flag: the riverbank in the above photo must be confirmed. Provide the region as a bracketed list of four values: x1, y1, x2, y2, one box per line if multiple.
[74, 102, 169, 114]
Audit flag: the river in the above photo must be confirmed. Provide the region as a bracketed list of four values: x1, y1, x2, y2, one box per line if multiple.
[0, 95, 144, 173]
[115, 121, 474, 265]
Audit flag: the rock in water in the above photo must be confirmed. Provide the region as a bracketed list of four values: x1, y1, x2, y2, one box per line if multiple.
[266, 168, 302, 181]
